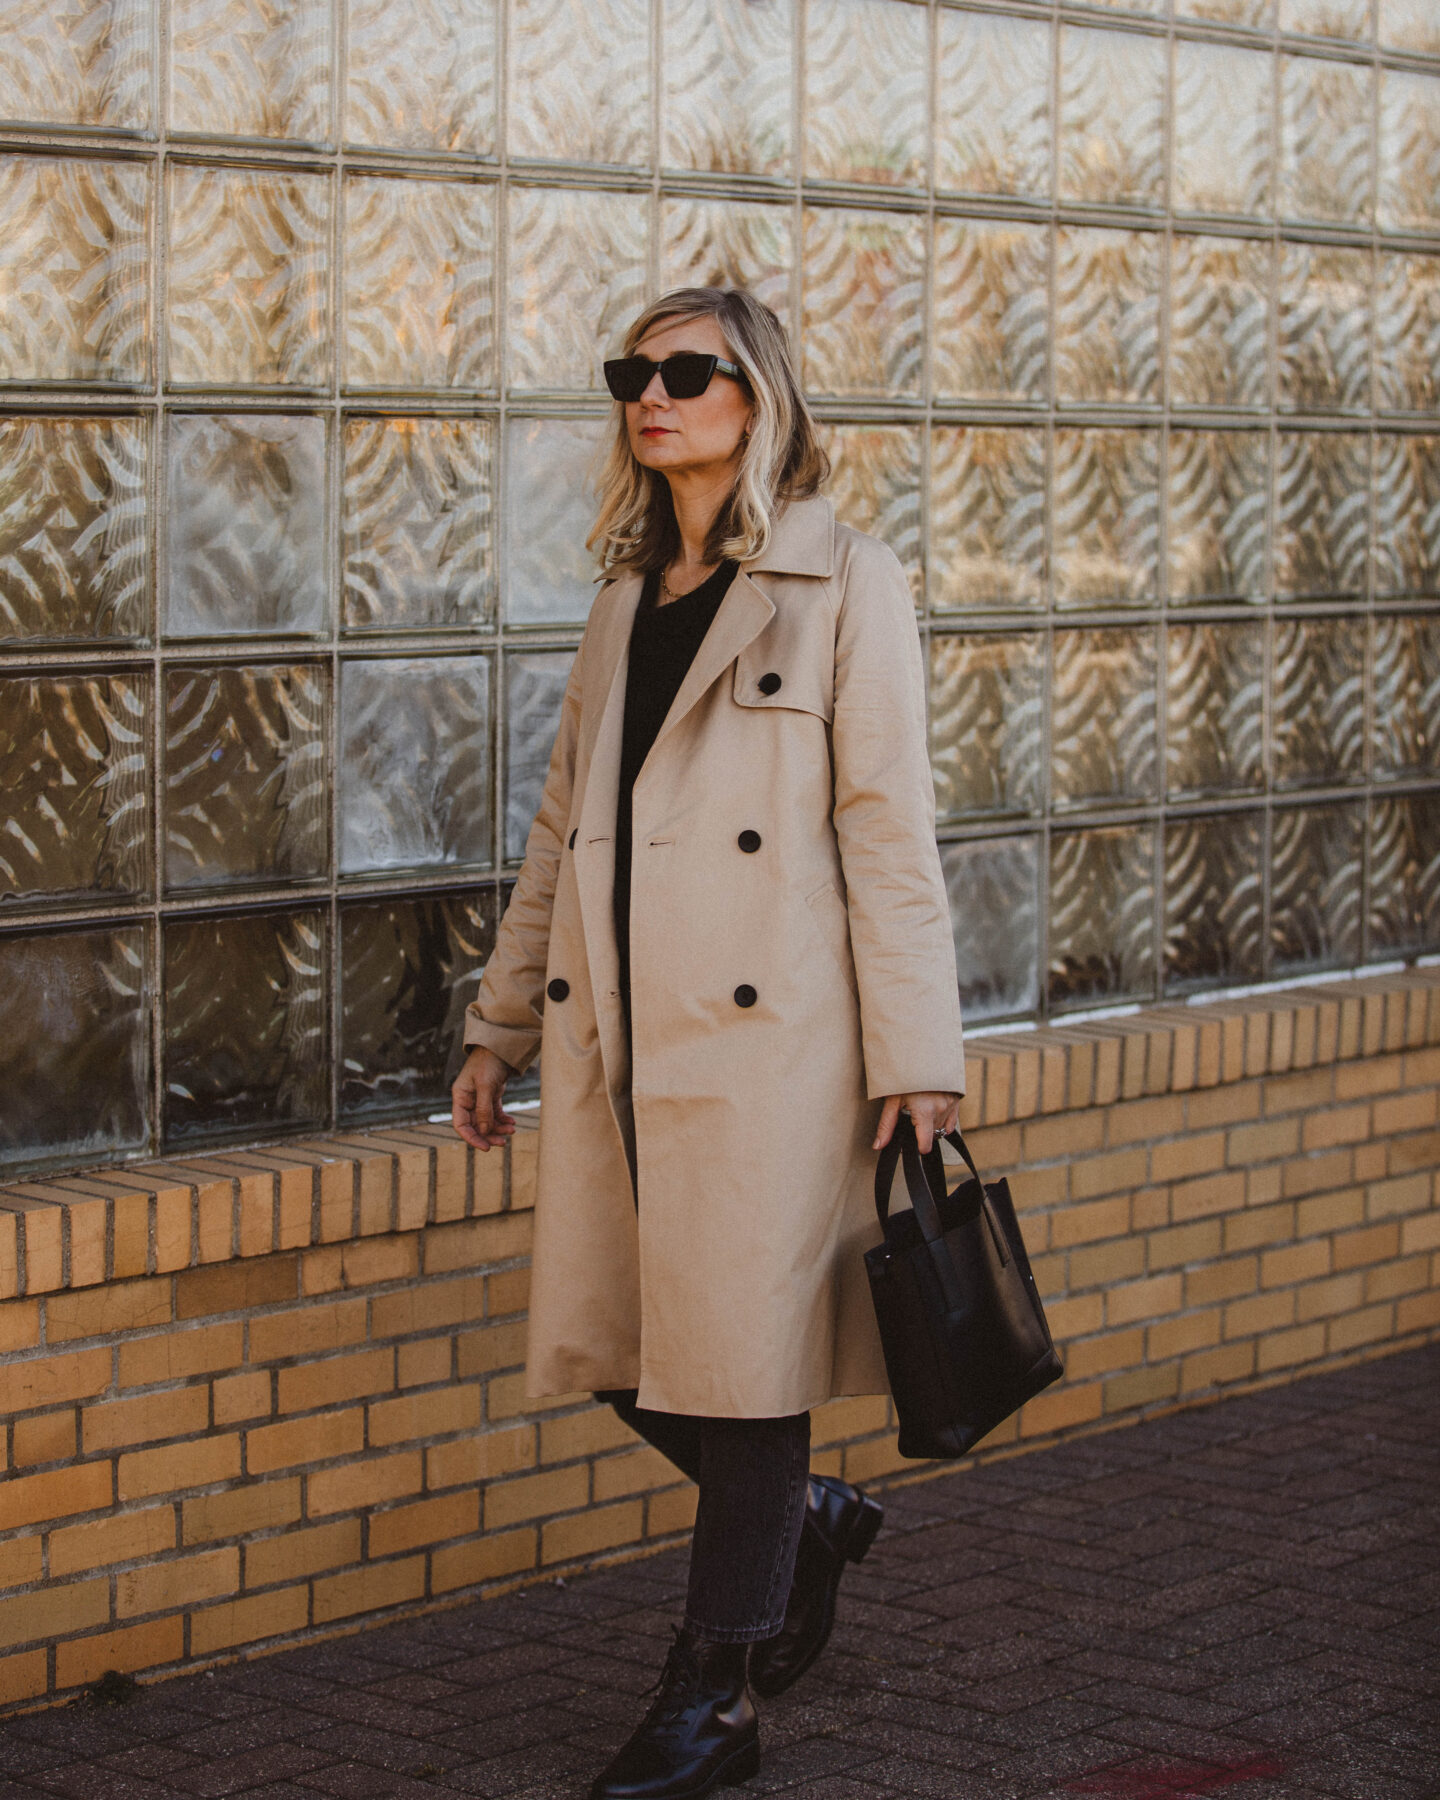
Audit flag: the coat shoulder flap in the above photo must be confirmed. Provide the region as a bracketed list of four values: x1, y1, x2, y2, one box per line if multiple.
[732, 574, 837, 723]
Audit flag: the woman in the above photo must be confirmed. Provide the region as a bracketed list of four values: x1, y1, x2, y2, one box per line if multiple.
[452, 287, 964, 1799]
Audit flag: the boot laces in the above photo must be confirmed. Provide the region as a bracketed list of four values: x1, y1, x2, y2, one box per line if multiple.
[641, 1627, 703, 1725]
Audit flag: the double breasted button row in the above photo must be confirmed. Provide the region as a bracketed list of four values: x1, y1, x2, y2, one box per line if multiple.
[738, 829, 761, 853]
[734, 985, 757, 1008]
[757, 672, 782, 695]
[547, 978, 569, 1002]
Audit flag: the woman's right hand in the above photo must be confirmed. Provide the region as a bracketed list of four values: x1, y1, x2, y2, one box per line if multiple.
[451, 1046, 518, 1151]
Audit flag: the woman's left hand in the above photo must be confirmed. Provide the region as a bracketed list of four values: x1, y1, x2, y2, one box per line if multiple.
[874, 1091, 961, 1153]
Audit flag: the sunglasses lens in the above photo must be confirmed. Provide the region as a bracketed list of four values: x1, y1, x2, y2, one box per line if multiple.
[603, 359, 649, 402]
[659, 354, 716, 399]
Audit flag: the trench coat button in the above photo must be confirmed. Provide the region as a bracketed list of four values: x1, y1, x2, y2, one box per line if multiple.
[547, 978, 570, 1002]
[568, 828, 576, 849]
[734, 984, 757, 1008]
[738, 829, 761, 853]
[757, 672, 782, 695]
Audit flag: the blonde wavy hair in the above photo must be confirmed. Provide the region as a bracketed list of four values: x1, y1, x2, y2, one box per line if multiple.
[587, 287, 829, 574]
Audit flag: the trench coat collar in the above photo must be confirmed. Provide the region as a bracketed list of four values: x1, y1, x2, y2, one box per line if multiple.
[742, 493, 835, 579]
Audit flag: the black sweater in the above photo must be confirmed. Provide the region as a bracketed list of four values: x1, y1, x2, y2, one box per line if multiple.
[614, 560, 738, 1013]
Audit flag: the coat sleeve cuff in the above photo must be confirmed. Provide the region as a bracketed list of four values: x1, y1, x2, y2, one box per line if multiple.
[863, 1051, 966, 1104]
[464, 1017, 542, 1077]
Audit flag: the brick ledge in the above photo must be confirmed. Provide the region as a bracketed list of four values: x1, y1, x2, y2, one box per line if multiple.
[3, 967, 1439, 1301]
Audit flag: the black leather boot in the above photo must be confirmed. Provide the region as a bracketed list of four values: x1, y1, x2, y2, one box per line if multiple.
[748, 1474, 883, 1699]
[589, 1626, 759, 1799]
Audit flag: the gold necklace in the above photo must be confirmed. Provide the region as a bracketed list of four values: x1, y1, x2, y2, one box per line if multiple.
[660, 564, 715, 605]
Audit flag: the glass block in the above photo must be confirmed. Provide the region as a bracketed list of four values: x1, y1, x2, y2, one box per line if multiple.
[932, 220, 1048, 404]
[1279, 0, 1371, 37]
[1052, 429, 1161, 606]
[1165, 622, 1266, 797]
[929, 427, 1046, 612]
[1048, 824, 1157, 1011]
[171, 0, 329, 142]
[164, 663, 327, 890]
[0, 0, 153, 132]
[166, 414, 327, 636]
[0, 156, 150, 386]
[338, 656, 492, 874]
[1281, 54, 1374, 226]
[663, 0, 792, 177]
[1058, 26, 1165, 209]
[344, 176, 495, 390]
[1176, 0, 1273, 21]
[940, 836, 1040, 1023]
[0, 926, 149, 1169]
[507, 187, 648, 393]
[1372, 614, 1440, 778]
[935, 9, 1050, 201]
[1052, 627, 1160, 809]
[1273, 432, 1370, 597]
[1272, 801, 1364, 974]
[1277, 244, 1371, 414]
[1168, 431, 1269, 602]
[1170, 235, 1271, 409]
[1272, 615, 1366, 787]
[504, 417, 608, 625]
[507, 0, 648, 166]
[1054, 228, 1162, 405]
[1173, 41, 1275, 219]
[0, 416, 148, 642]
[820, 426, 922, 598]
[1379, 72, 1440, 238]
[661, 200, 792, 329]
[804, 0, 926, 188]
[0, 674, 150, 906]
[1369, 791, 1440, 955]
[163, 908, 327, 1144]
[506, 650, 574, 861]
[930, 633, 1044, 822]
[1376, 253, 1440, 414]
[167, 163, 331, 388]
[343, 417, 495, 631]
[1374, 436, 1440, 596]
[1380, 0, 1440, 55]
[1163, 812, 1264, 991]
[340, 889, 497, 1119]
[801, 208, 925, 401]
[345, 0, 496, 154]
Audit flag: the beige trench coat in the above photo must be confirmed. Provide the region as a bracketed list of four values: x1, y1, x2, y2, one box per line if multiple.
[464, 495, 965, 1417]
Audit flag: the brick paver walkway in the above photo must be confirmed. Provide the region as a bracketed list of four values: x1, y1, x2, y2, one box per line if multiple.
[2, 1345, 1437, 1800]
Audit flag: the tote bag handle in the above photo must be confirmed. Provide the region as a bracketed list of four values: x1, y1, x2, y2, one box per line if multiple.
[874, 1117, 1011, 1284]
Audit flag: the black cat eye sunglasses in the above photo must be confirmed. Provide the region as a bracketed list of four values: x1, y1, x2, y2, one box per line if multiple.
[603, 352, 748, 404]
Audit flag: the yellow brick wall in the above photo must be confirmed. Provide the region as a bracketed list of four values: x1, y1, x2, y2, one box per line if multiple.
[2, 972, 1439, 1712]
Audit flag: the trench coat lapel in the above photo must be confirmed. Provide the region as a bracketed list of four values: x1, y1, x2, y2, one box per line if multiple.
[644, 569, 775, 761]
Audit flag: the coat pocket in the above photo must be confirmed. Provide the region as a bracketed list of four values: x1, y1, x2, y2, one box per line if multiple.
[805, 882, 860, 1000]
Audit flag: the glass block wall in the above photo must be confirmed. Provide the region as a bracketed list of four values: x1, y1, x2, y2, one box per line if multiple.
[2, 0, 1439, 1175]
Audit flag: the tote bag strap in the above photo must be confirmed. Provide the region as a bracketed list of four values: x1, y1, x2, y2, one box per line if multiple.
[874, 1117, 1011, 1272]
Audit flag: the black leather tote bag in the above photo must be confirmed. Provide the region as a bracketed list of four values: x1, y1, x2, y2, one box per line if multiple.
[866, 1115, 1063, 1459]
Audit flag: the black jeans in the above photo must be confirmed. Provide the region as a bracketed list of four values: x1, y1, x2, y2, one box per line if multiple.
[598, 1390, 810, 1644]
